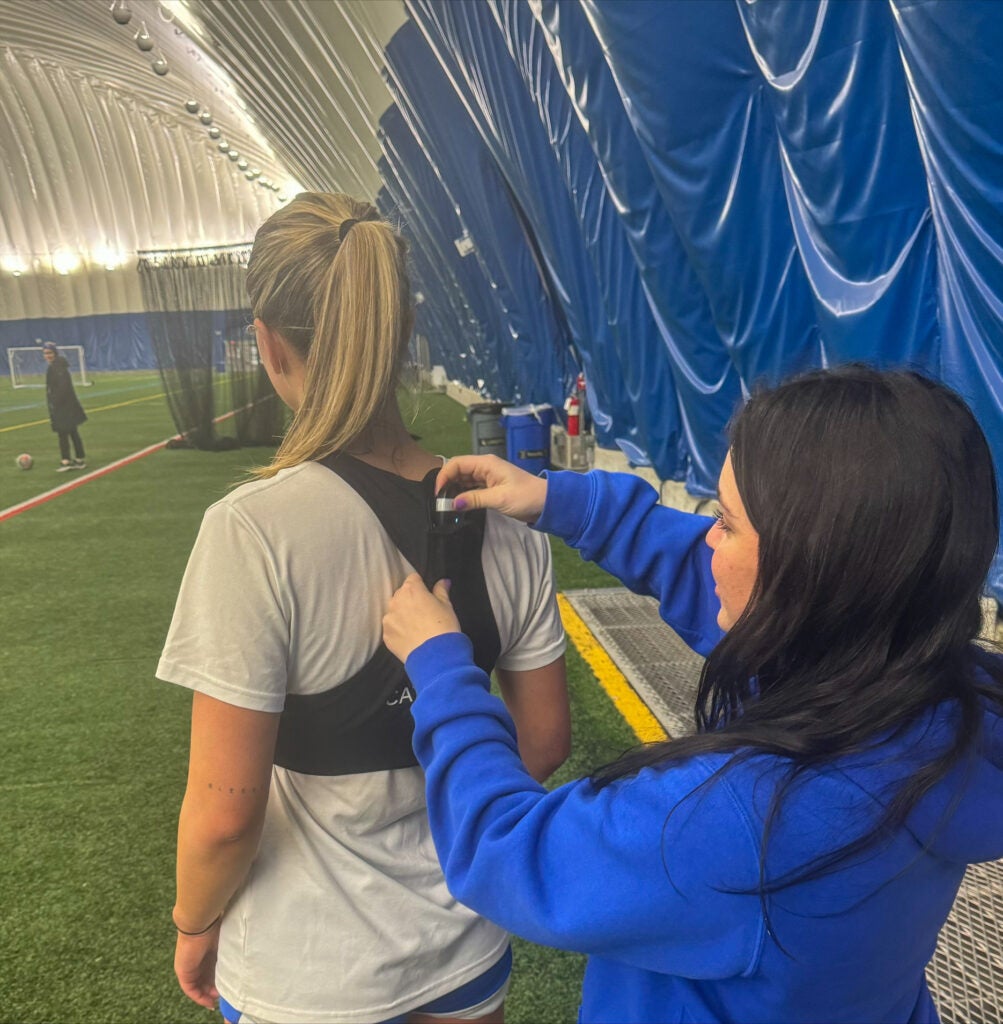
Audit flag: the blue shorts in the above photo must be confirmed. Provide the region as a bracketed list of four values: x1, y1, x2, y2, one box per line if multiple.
[218, 945, 512, 1023]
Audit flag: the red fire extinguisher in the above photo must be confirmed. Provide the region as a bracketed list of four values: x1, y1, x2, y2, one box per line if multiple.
[565, 393, 581, 436]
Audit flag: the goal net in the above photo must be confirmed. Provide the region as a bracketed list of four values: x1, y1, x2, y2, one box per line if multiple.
[7, 344, 92, 389]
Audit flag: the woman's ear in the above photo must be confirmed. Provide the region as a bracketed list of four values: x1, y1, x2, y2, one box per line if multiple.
[254, 319, 289, 377]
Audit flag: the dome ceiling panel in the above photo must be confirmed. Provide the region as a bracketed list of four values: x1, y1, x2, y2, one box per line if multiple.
[0, 45, 282, 258]
[0, 0, 282, 164]
[0, 0, 410, 299]
[183, 0, 404, 197]
[0, 0, 322, 264]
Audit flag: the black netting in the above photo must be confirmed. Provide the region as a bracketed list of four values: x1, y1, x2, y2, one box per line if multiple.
[223, 314, 288, 447]
[137, 245, 284, 450]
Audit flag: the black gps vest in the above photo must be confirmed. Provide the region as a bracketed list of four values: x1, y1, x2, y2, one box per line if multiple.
[272, 454, 501, 776]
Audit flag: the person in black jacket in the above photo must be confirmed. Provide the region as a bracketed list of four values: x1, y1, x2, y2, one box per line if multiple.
[42, 342, 87, 471]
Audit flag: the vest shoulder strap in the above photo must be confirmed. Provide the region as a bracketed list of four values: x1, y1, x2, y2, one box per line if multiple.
[273, 454, 501, 776]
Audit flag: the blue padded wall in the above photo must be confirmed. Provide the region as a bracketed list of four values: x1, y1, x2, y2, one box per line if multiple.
[381, 0, 1003, 596]
[1, 313, 154, 372]
[378, 108, 508, 396]
[382, 20, 574, 410]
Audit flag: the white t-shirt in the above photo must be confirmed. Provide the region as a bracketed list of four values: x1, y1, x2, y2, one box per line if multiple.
[157, 461, 566, 1023]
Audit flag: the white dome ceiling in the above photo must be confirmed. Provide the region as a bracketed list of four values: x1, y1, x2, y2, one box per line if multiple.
[0, 0, 405, 267]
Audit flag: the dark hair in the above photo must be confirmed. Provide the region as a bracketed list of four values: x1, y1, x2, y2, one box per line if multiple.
[593, 365, 1003, 896]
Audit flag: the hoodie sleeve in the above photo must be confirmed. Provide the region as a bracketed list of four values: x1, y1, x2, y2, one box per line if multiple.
[407, 633, 765, 980]
[536, 470, 724, 657]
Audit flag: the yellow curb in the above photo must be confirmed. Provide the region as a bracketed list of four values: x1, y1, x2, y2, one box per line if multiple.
[557, 593, 668, 743]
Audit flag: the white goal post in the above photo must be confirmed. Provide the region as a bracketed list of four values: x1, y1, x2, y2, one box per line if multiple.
[7, 344, 92, 388]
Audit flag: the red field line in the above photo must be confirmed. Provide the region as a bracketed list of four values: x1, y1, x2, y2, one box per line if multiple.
[1, 409, 243, 523]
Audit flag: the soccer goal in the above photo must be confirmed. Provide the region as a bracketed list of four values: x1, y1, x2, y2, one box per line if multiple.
[7, 344, 92, 388]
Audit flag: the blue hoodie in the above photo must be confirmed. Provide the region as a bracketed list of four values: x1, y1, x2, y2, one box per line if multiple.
[405, 469, 1003, 1023]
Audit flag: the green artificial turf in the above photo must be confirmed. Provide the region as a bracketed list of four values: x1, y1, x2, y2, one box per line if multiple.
[1, 379, 636, 1023]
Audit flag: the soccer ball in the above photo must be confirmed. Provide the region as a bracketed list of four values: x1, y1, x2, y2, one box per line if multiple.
[16, 453, 33, 470]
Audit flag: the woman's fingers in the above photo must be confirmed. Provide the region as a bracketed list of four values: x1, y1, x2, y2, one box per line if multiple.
[383, 573, 461, 663]
[175, 931, 221, 1008]
[436, 455, 548, 523]
[435, 454, 505, 496]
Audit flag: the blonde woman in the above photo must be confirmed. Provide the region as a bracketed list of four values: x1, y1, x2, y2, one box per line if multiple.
[158, 193, 570, 1024]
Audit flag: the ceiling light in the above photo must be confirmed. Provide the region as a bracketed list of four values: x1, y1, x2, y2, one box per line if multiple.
[184, 98, 199, 114]
[152, 55, 169, 76]
[135, 23, 153, 51]
[199, 110, 212, 125]
[208, 126, 221, 139]
[52, 251, 81, 276]
[1, 255, 27, 276]
[91, 246, 127, 271]
[110, 0, 133, 25]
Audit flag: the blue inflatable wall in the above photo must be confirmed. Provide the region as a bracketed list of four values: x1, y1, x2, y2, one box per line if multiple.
[381, 0, 1003, 598]
[382, 21, 575, 410]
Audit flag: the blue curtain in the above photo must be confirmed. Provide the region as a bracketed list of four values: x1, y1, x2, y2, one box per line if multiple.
[381, 0, 1003, 595]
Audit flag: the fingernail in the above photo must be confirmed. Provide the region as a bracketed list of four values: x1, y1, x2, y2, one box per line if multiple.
[454, 497, 467, 511]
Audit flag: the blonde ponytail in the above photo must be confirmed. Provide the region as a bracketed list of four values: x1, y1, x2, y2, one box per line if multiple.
[245, 193, 413, 479]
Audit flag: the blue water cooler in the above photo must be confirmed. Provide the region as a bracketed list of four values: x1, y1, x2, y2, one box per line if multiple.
[502, 404, 556, 475]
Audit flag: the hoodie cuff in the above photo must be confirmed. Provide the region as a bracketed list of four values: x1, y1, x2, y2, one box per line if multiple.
[534, 469, 597, 546]
[405, 632, 479, 693]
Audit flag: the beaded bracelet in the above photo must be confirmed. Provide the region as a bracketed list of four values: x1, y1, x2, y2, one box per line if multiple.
[174, 913, 222, 936]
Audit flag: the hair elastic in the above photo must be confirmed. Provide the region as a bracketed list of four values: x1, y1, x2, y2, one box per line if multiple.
[339, 218, 359, 242]
[174, 912, 222, 936]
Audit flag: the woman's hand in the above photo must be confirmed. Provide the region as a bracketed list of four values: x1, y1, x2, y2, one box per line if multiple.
[436, 455, 548, 523]
[383, 574, 461, 663]
[174, 918, 221, 1009]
